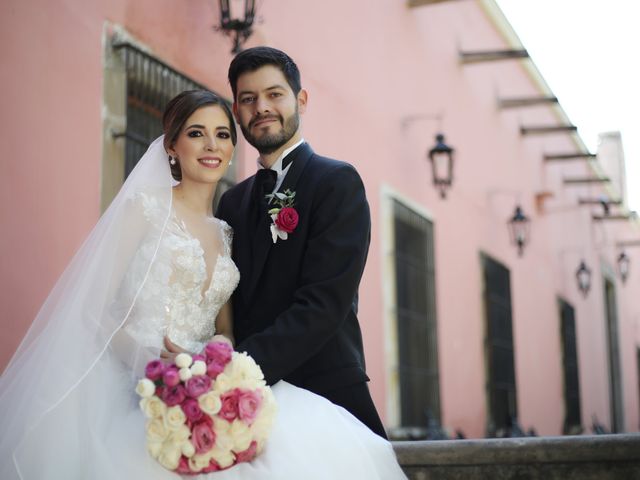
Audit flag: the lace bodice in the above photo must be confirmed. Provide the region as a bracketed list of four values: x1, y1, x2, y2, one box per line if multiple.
[122, 192, 240, 353]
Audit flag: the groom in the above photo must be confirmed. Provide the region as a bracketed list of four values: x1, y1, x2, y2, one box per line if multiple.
[216, 46, 386, 438]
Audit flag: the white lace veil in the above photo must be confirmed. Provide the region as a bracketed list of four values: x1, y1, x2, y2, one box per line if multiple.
[0, 136, 174, 479]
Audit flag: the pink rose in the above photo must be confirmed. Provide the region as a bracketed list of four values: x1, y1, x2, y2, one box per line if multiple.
[192, 354, 206, 363]
[206, 360, 225, 379]
[237, 389, 262, 425]
[185, 375, 211, 398]
[204, 341, 233, 366]
[181, 398, 203, 423]
[161, 384, 186, 407]
[199, 412, 213, 427]
[219, 390, 240, 422]
[275, 207, 299, 233]
[162, 367, 180, 387]
[176, 456, 191, 474]
[235, 441, 257, 463]
[191, 421, 216, 454]
[145, 360, 165, 381]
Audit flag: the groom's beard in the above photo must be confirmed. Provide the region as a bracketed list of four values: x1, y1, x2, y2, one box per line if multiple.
[241, 107, 300, 155]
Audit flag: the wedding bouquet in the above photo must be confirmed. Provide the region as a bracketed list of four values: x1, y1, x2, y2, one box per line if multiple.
[135, 339, 276, 474]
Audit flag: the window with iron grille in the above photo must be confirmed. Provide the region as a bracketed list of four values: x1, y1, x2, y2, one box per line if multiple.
[393, 200, 440, 428]
[559, 298, 582, 434]
[109, 42, 235, 206]
[481, 254, 517, 436]
[604, 278, 624, 433]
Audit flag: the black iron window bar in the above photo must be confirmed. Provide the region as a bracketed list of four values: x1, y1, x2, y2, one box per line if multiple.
[110, 42, 234, 177]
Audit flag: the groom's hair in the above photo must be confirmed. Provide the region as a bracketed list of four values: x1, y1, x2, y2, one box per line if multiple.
[228, 46, 302, 100]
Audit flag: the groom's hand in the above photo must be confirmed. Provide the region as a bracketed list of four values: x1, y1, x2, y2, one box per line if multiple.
[161, 335, 189, 362]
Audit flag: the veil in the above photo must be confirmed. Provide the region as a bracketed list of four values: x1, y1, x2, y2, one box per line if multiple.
[0, 136, 174, 479]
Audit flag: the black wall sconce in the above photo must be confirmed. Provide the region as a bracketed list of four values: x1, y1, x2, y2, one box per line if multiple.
[617, 251, 630, 284]
[575, 260, 592, 297]
[428, 133, 454, 199]
[507, 205, 530, 257]
[217, 0, 256, 54]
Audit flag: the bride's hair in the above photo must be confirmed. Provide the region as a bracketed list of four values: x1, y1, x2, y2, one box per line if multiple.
[162, 90, 237, 181]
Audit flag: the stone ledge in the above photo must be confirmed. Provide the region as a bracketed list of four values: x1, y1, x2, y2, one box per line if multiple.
[392, 434, 640, 480]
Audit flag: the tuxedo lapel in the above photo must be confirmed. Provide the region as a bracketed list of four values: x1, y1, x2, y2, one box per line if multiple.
[277, 143, 313, 194]
[246, 143, 314, 300]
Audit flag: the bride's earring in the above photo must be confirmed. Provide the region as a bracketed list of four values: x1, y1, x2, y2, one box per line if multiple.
[169, 155, 177, 166]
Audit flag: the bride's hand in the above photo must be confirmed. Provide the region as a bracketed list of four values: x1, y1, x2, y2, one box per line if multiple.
[161, 336, 190, 362]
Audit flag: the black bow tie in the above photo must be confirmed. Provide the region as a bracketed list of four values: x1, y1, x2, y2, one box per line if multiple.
[254, 147, 299, 207]
[254, 168, 278, 208]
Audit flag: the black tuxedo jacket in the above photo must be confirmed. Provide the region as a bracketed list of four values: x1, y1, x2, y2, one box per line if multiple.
[216, 142, 371, 396]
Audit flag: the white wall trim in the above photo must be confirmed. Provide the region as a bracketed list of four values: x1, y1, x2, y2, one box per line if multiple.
[378, 184, 435, 427]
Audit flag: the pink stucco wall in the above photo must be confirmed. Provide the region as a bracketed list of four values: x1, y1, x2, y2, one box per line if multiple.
[1, 0, 638, 437]
[1, 0, 103, 367]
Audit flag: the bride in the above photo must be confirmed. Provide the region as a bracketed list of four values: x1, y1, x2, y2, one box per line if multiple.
[0, 90, 407, 479]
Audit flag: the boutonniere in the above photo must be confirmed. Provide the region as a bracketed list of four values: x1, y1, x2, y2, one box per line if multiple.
[265, 189, 299, 243]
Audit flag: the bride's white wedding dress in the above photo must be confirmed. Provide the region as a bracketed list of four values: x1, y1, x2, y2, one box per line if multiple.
[8, 191, 406, 480]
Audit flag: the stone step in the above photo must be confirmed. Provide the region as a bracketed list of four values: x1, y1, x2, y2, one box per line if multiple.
[392, 433, 640, 479]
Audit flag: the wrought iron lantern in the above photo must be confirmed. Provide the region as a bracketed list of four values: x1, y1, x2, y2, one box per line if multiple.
[428, 134, 454, 199]
[617, 251, 630, 283]
[575, 260, 592, 297]
[218, 0, 256, 54]
[507, 205, 530, 256]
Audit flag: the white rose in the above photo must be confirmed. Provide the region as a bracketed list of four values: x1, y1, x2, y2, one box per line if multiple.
[254, 438, 265, 455]
[210, 446, 235, 469]
[250, 423, 267, 443]
[157, 444, 182, 470]
[146, 417, 169, 443]
[213, 416, 231, 434]
[140, 396, 166, 419]
[168, 424, 191, 445]
[135, 378, 156, 398]
[230, 419, 252, 452]
[188, 453, 212, 472]
[179, 367, 193, 381]
[181, 440, 196, 458]
[212, 417, 233, 451]
[175, 353, 193, 369]
[198, 391, 222, 415]
[251, 411, 275, 441]
[212, 372, 232, 393]
[213, 430, 233, 453]
[190, 360, 207, 376]
[250, 389, 277, 440]
[234, 378, 266, 391]
[227, 353, 264, 385]
[147, 440, 163, 459]
[164, 405, 186, 430]
[261, 388, 277, 415]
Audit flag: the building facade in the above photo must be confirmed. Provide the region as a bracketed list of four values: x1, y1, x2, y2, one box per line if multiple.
[1, 0, 638, 438]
